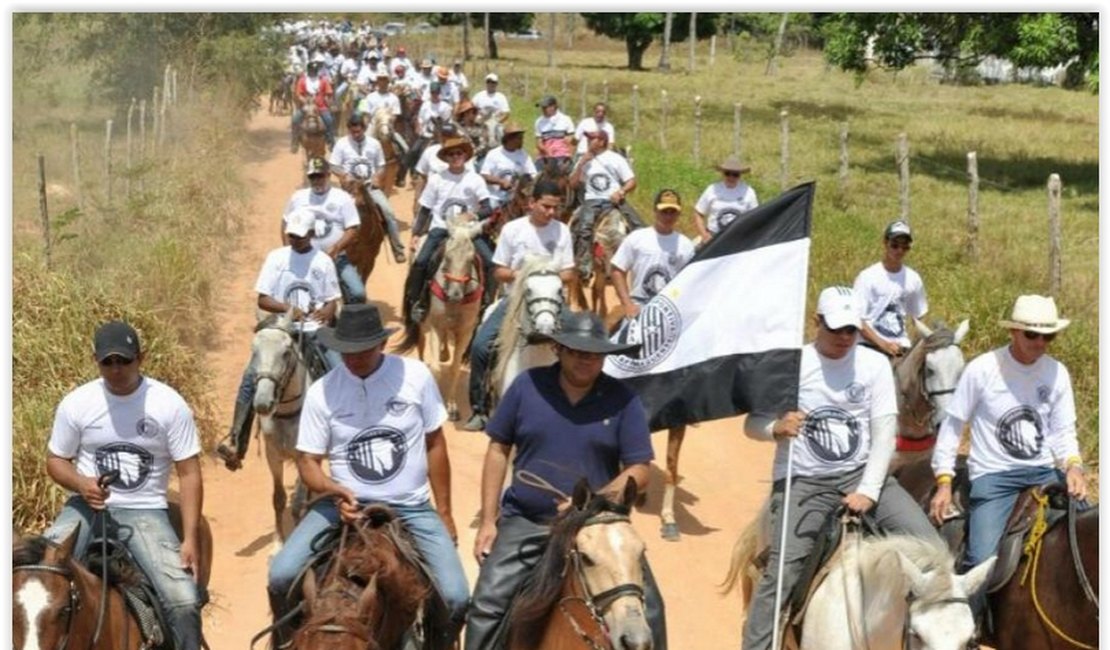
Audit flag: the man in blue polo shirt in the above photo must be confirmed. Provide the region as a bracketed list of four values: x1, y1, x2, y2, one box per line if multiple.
[465, 310, 668, 650]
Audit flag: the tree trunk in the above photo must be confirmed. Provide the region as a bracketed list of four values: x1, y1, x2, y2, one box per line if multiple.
[766, 13, 789, 76]
[547, 13, 556, 68]
[488, 29, 499, 60]
[484, 13, 493, 61]
[688, 12, 697, 72]
[565, 13, 575, 48]
[629, 37, 650, 70]
[463, 13, 471, 61]
[659, 12, 673, 70]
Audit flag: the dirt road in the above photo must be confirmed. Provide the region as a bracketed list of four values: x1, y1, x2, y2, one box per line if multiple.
[198, 109, 774, 648]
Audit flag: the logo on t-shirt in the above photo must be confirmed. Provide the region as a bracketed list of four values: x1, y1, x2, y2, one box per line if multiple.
[440, 199, 472, 223]
[1036, 385, 1051, 403]
[346, 427, 409, 484]
[135, 417, 162, 439]
[283, 280, 315, 307]
[716, 208, 743, 231]
[587, 173, 612, 193]
[874, 303, 905, 339]
[610, 296, 682, 373]
[641, 265, 673, 299]
[803, 406, 862, 462]
[845, 382, 867, 404]
[996, 406, 1044, 460]
[95, 442, 155, 492]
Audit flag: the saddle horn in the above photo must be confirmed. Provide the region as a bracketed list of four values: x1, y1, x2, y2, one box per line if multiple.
[914, 318, 934, 339]
[953, 319, 970, 344]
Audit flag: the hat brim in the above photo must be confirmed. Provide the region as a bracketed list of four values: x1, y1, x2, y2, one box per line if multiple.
[717, 165, 752, 174]
[436, 143, 475, 162]
[95, 348, 137, 362]
[820, 312, 861, 330]
[655, 202, 682, 211]
[998, 319, 1070, 334]
[317, 326, 397, 353]
[550, 332, 642, 355]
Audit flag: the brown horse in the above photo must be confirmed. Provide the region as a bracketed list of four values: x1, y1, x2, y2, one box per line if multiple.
[340, 171, 386, 288]
[293, 505, 431, 649]
[299, 102, 328, 161]
[507, 478, 652, 650]
[13, 503, 213, 650]
[895, 459, 1099, 649]
[568, 207, 628, 315]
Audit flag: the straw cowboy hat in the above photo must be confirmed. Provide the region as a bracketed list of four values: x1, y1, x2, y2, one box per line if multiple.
[550, 311, 641, 355]
[500, 122, 526, 144]
[998, 295, 1071, 334]
[435, 65, 450, 80]
[716, 156, 752, 175]
[454, 100, 477, 118]
[317, 304, 398, 353]
[436, 135, 475, 162]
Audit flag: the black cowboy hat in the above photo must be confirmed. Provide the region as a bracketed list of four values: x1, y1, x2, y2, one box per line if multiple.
[317, 304, 398, 353]
[550, 311, 641, 355]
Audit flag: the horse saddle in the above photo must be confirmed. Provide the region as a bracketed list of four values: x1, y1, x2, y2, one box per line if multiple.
[982, 482, 1069, 593]
[83, 536, 172, 649]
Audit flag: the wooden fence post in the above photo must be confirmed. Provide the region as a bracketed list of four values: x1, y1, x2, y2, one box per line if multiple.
[693, 96, 702, 164]
[839, 122, 849, 193]
[602, 79, 609, 106]
[126, 98, 135, 198]
[632, 84, 640, 142]
[104, 119, 113, 206]
[70, 123, 83, 211]
[152, 87, 160, 152]
[733, 102, 742, 160]
[172, 68, 178, 105]
[779, 110, 789, 191]
[541, 75, 549, 96]
[897, 132, 910, 222]
[1048, 174, 1062, 296]
[710, 35, 717, 66]
[523, 71, 530, 102]
[560, 73, 568, 109]
[580, 79, 588, 120]
[139, 99, 146, 193]
[966, 152, 979, 262]
[660, 89, 669, 149]
[37, 153, 51, 269]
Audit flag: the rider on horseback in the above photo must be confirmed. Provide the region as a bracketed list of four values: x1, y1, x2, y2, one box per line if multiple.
[43, 321, 205, 649]
[479, 123, 537, 213]
[853, 220, 929, 359]
[403, 136, 496, 326]
[217, 208, 343, 472]
[472, 72, 511, 120]
[533, 95, 575, 175]
[292, 54, 336, 150]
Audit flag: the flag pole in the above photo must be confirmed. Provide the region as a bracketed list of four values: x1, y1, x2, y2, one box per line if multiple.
[770, 437, 795, 650]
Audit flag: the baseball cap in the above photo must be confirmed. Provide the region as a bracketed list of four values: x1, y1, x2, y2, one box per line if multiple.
[306, 158, 329, 176]
[884, 220, 913, 242]
[816, 286, 862, 330]
[93, 320, 141, 362]
[654, 189, 682, 212]
[536, 95, 557, 108]
[285, 207, 317, 238]
[429, 81, 442, 93]
[485, 73, 499, 83]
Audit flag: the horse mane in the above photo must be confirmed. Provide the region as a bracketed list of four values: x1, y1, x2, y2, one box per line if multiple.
[13, 534, 51, 567]
[858, 535, 957, 607]
[491, 255, 560, 387]
[510, 493, 633, 647]
[370, 106, 393, 138]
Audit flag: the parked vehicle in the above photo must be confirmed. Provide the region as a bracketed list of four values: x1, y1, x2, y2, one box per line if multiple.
[508, 28, 542, 40]
[382, 22, 406, 36]
[411, 22, 435, 34]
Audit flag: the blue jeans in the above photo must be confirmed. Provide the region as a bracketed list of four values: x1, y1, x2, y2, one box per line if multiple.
[467, 298, 508, 417]
[369, 187, 405, 254]
[269, 499, 469, 643]
[965, 465, 1064, 571]
[46, 497, 203, 650]
[334, 252, 367, 304]
[293, 107, 336, 145]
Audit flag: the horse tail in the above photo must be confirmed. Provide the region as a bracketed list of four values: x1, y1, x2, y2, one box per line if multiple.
[392, 320, 421, 356]
[720, 498, 770, 610]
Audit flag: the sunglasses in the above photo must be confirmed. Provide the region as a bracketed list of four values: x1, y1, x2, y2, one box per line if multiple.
[444, 150, 467, 158]
[1022, 331, 1056, 342]
[723, 171, 741, 178]
[99, 356, 136, 367]
[888, 241, 912, 251]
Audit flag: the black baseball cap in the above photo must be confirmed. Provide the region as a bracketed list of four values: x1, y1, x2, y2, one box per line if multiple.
[93, 320, 141, 362]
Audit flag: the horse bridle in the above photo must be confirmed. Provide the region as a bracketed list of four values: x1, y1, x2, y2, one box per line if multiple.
[254, 327, 306, 417]
[900, 592, 971, 649]
[521, 269, 564, 339]
[13, 563, 79, 650]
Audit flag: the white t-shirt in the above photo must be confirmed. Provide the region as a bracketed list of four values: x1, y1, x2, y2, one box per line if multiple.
[934, 346, 1079, 481]
[297, 355, 448, 505]
[472, 90, 510, 117]
[852, 262, 928, 349]
[610, 228, 695, 302]
[283, 187, 361, 253]
[772, 344, 898, 482]
[329, 135, 386, 177]
[574, 117, 616, 155]
[48, 377, 201, 509]
[479, 146, 537, 201]
[418, 169, 490, 232]
[255, 246, 342, 333]
[534, 111, 575, 158]
[581, 151, 634, 203]
[357, 90, 401, 117]
[415, 144, 476, 177]
[423, 81, 459, 106]
[694, 181, 760, 235]
[418, 100, 453, 137]
[492, 217, 574, 294]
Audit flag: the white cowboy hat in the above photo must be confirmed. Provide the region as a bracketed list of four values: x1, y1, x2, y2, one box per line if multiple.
[998, 294, 1071, 334]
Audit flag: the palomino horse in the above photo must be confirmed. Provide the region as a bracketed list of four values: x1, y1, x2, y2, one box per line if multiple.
[369, 106, 407, 192]
[395, 218, 484, 421]
[339, 160, 386, 287]
[490, 256, 565, 403]
[251, 310, 311, 547]
[291, 505, 431, 650]
[722, 506, 994, 650]
[569, 206, 628, 315]
[14, 505, 214, 650]
[894, 461, 1099, 649]
[507, 478, 652, 650]
[890, 318, 970, 471]
[299, 100, 328, 161]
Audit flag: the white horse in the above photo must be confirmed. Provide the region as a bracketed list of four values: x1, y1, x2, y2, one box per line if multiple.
[477, 109, 508, 154]
[490, 255, 565, 402]
[724, 502, 996, 650]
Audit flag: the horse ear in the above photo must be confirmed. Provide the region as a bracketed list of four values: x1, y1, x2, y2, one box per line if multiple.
[959, 555, 996, 595]
[357, 574, 379, 618]
[302, 567, 318, 614]
[279, 305, 295, 331]
[620, 476, 638, 508]
[47, 525, 80, 564]
[895, 551, 929, 594]
[953, 319, 970, 345]
[914, 318, 934, 339]
[571, 478, 591, 510]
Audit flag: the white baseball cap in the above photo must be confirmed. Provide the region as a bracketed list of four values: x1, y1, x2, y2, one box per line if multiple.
[816, 286, 861, 330]
[285, 207, 317, 238]
[485, 73, 499, 83]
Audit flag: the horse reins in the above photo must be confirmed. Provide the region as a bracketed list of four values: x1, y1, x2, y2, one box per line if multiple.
[90, 470, 120, 649]
[255, 325, 308, 419]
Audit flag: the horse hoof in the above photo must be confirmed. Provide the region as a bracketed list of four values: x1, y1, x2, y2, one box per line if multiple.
[448, 407, 459, 421]
[660, 523, 681, 541]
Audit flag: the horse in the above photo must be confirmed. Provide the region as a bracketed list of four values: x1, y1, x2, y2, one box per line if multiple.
[290, 505, 431, 650]
[369, 106, 407, 193]
[270, 72, 295, 115]
[299, 100, 328, 161]
[506, 478, 653, 650]
[889, 318, 970, 471]
[476, 109, 508, 157]
[394, 218, 484, 421]
[251, 310, 311, 548]
[894, 461, 1099, 649]
[569, 206, 628, 315]
[14, 505, 214, 650]
[334, 77, 357, 137]
[339, 159, 387, 287]
[489, 255, 565, 403]
[722, 505, 994, 650]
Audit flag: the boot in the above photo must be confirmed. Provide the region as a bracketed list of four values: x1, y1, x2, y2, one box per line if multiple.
[215, 399, 254, 472]
[268, 590, 298, 650]
[403, 265, 429, 325]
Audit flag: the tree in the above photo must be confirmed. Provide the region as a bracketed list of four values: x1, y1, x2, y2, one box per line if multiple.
[659, 12, 673, 70]
[582, 13, 719, 70]
[819, 13, 1098, 89]
[433, 13, 533, 60]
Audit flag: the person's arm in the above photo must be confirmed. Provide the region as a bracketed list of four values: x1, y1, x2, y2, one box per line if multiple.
[174, 455, 203, 579]
[328, 226, 359, 258]
[743, 412, 805, 442]
[46, 453, 108, 510]
[846, 413, 896, 511]
[693, 210, 712, 242]
[492, 264, 514, 285]
[612, 176, 636, 204]
[258, 293, 306, 320]
[412, 205, 434, 237]
[860, 322, 902, 357]
[474, 441, 511, 563]
[600, 462, 650, 498]
[929, 413, 965, 524]
[425, 428, 457, 543]
[296, 452, 359, 523]
[310, 298, 339, 325]
[611, 267, 638, 319]
[570, 152, 592, 188]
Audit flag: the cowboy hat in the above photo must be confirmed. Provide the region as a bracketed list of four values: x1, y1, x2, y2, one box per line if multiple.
[436, 136, 475, 162]
[716, 156, 752, 174]
[454, 100, 477, 118]
[317, 304, 398, 353]
[500, 122, 525, 144]
[998, 295, 1071, 334]
[550, 311, 641, 355]
[435, 65, 450, 80]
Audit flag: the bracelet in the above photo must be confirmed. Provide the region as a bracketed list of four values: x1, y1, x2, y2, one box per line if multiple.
[936, 475, 953, 486]
[1065, 456, 1084, 470]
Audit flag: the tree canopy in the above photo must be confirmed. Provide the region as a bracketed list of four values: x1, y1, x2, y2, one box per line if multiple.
[431, 13, 533, 59]
[581, 13, 719, 70]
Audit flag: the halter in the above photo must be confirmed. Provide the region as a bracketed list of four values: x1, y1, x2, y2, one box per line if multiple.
[13, 564, 79, 650]
[519, 269, 563, 340]
[900, 592, 971, 649]
[254, 326, 307, 418]
[430, 252, 484, 305]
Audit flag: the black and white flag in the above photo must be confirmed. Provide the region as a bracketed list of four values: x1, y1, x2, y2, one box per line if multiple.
[604, 182, 813, 431]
